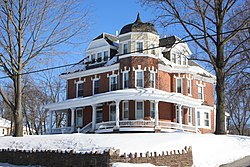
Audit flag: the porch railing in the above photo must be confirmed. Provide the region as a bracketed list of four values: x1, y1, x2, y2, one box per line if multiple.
[94, 120, 200, 133]
[79, 122, 92, 133]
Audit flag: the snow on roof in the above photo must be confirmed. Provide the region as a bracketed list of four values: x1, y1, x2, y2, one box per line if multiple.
[63, 62, 86, 74]
[0, 132, 249, 167]
[0, 118, 11, 128]
[105, 56, 117, 66]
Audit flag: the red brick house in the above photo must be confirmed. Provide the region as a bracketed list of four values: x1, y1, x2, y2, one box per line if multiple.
[45, 14, 216, 134]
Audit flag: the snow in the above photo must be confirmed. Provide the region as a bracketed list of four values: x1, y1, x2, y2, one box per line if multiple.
[105, 56, 117, 66]
[0, 132, 249, 167]
[64, 63, 86, 74]
[112, 163, 167, 167]
[0, 118, 11, 128]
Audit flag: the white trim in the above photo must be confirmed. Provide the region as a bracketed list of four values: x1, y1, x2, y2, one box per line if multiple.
[122, 101, 129, 120]
[150, 101, 155, 119]
[92, 78, 100, 95]
[122, 71, 129, 89]
[122, 42, 128, 54]
[76, 81, 84, 97]
[109, 74, 118, 91]
[135, 40, 144, 53]
[60, 63, 119, 80]
[197, 85, 204, 101]
[188, 108, 192, 125]
[119, 31, 158, 38]
[135, 70, 144, 88]
[150, 71, 156, 88]
[119, 53, 159, 60]
[135, 101, 144, 120]
[176, 78, 182, 94]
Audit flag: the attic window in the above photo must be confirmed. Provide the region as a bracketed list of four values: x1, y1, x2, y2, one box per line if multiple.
[136, 41, 143, 53]
[104, 51, 109, 61]
[91, 54, 95, 63]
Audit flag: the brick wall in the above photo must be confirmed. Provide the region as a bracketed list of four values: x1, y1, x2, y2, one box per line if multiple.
[0, 146, 193, 167]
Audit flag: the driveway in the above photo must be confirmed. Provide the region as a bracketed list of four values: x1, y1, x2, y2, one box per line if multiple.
[220, 156, 250, 167]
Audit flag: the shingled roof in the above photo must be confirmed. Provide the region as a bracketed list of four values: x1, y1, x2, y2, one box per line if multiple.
[93, 33, 118, 47]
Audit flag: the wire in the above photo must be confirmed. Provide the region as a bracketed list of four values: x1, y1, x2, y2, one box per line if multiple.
[0, 26, 249, 80]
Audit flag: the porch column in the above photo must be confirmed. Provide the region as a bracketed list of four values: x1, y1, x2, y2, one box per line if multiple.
[154, 100, 159, 127]
[49, 110, 53, 133]
[91, 104, 97, 131]
[115, 100, 120, 128]
[178, 104, 182, 128]
[71, 108, 75, 131]
[194, 107, 198, 132]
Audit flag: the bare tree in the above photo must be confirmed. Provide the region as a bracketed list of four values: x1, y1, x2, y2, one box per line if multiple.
[141, 0, 250, 134]
[0, 0, 89, 136]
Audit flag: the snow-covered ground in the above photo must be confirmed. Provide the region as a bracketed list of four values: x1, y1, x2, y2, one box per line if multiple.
[0, 132, 249, 167]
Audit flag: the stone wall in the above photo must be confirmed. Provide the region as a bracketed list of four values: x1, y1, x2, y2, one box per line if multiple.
[0, 146, 193, 167]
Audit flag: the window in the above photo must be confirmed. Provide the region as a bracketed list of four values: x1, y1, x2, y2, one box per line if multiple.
[136, 41, 143, 53]
[187, 79, 192, 95]
[135, 70, 144, 88]
[123, 71, 129, 89]
[104, 51, 109, 61]
[76, 82, 84, 97]
[188, 108, 192, 124]
[198, 85, 204, 100]
[176, 105, 184, 123]
[177, 55, 181, 65]
[176, 78, 182, 93]
[204, 112, 210, 126]
[150, 102, 155, 119]
[76, 109, 83, 127]
[151, 43, 155, 55]
[109, 104, 116, 121]
[90, 54, 95, 63]
[96, 105, 103, 123]
[123, 101, 129, 120]
[183, 55, 187, 65]
[123, 43, 128, 54]
[197, 111, 201, 126]
[93, 79, 99, 95]
[172, 53, 176, 63]
[110, 75, 117, 91]
[150, 72, 155, 88]
[97, 52, 102, 62]
[136, 101, 144, 119]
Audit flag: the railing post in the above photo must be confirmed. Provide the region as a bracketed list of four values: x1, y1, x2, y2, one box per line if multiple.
[154, 100, 159, 127]
[91, 104, 97, 132]
[115, 100, 121, 129]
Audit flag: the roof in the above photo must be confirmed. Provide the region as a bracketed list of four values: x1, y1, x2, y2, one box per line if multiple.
[93, 33, 118, 47]
[120, 13, 158, 35]
[159, 36, 181, 48]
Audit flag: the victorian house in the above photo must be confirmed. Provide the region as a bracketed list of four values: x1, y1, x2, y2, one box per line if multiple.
[44, 14, 216, 134]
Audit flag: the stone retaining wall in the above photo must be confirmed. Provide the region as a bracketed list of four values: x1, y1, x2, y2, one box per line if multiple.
[0, 146, 193, 167]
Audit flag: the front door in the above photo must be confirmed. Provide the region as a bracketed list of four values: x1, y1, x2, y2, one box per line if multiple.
[96, 105, 103, 123]
[76, 109, 83, 127]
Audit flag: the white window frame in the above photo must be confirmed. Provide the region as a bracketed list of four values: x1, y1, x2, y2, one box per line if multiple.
[123, 71, 129, 89]
[176, 105, 184, 123]
[135, 70, 144, 88]
[97, 52, 102, 62]
[187, 79, 192, 96]
[172, 53, 176, 63]
[188, 108, 192, 125]
[76, 108, 83, 127]
[182, 55, 187, 65]
[135, 101, 144, 120]
[122, 101, 129, 120]
[109, 75, 118, 91]
[177, 55, 181, 65]
[123, 43, 128, 54]
[92, 78, 100, 95]
[150, 71, 156, 88]
[76, 81, 84, 97]
[136, 40, 143, 53]
[176, 78, 182, 93]
[90, 54, 96, 62]
[198, 85, 204, 100]
[109, 103, 116, 121]
[204, 112, 210, 127]
[197, 111, 201, 126]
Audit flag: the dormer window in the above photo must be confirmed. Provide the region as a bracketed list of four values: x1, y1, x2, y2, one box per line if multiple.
[172, 53, 176, 63]
[97, 52, 102, 62]
[104, 51, 109, 61]
[177, 55, 181, 65]
[136, 41, 143, 53]
[172, 53, 188, 65]
[90, 54, 95, 63]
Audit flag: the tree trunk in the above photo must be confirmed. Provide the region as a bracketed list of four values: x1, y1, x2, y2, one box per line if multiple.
[215, 68, 226, 134]
[13, 73, 23, 137]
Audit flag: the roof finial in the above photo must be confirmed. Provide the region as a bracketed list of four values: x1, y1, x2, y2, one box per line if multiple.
[135, 12, 142, 23]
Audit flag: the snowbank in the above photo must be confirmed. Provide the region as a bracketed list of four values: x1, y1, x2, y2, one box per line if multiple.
[0, 132, 249, 167]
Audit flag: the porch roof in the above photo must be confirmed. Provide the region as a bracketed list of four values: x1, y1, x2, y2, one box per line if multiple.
[44, 88, 210, 111]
